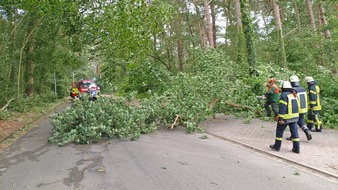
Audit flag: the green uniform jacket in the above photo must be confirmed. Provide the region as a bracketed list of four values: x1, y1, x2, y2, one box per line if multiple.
[266, 84, 279, 103]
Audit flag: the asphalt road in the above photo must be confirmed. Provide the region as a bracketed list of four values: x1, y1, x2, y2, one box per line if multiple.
[0, 104, 337, 190]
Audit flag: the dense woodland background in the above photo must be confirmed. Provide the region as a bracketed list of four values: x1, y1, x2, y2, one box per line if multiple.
[0, 0, 337, 144]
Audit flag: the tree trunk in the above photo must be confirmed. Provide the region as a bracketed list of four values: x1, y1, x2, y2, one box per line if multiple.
[17, 15, 42, 98]
[192, 0, 206, 48]
[25, 40, 35, 96]
[235, 0, 245, 64]
[204, 0, 214, 48]
[315, 5, 325, 66]
[25, 14, 40, 96]
[293, 0, 301, 32]
[273, 1, 287, 68]
[210, 3, 217, 48]
[221, 0, 232, 48]
[306, 0, 316, 33]
[236, 0, 242, 29]
[7, 2, 17, 89]
[318, 3, 335, 71]
[318, 3, 331, 39]
[96, 63, 101, 79]
[174, 16, 184, 72]
[184, 3, 196, 68]
[240, 0, 257, 76]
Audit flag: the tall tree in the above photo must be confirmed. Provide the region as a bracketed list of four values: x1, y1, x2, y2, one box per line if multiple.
[318, 3, 331, 39]
[192, 0, 206, 48]
[235, 0, 245, 64]
[210, 3, 217, 48]
[240, 0, 257, 76]
[293, 0, 301, 32]
[24, 13, 41, 96]
[204, 0, 214, 48]
[306, 0, 316, 33]
[273, 0, 286, 68]
[174, 15, 184, 71]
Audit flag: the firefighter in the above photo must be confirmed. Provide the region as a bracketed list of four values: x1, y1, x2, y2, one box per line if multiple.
[286, 75, 312, 141]
[264, 78, 279, 120]
[270, 81, 300, 154]
[305, 76, 323, 132]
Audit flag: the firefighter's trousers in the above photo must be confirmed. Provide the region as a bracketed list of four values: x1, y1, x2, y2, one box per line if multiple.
[274, 122, 300, 151]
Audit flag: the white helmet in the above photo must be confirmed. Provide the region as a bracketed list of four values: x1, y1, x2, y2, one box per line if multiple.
[289, 75, 299, 82]
[281, 81, 292, 89]
[305, 76, 314, 82]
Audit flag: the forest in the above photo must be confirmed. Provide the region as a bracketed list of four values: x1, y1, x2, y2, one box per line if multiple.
[0, 0, 337, 145]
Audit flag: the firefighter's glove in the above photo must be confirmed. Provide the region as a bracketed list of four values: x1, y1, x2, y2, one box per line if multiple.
[275, 116, 279, 121]
[278, 118, 285, 125]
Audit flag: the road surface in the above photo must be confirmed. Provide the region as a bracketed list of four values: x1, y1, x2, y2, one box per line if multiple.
[0, 104, 337, 190]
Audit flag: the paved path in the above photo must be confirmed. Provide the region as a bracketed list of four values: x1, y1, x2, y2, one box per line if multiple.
[203, 114, 338, 182]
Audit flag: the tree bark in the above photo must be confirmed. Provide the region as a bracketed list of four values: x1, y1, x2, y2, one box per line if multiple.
[9, 21, 16, 86]
[192, 0, 206, 48]
[204, 0, 214, 48]
[210, 3, 217, 48]
[273, 0, 287, 68]
[235, 0, 245, 64]
[25, 39, 35, 96]
[236, 0, 242, 29]
[174, 16, 184, 72]
[25, 14, 40, 96]
[293, 0, 301, 32]
[306, 0, 316, 33]
[318, 3, 331, 39]
[17, 15, 42, 98]
[0, 98, 15, 112]
[183, 3, 197, 68]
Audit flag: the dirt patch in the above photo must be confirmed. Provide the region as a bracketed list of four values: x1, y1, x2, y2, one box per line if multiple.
[0, 119, 26, 141]
[0, 112, 40, 150]
[0, 99, 69, 152]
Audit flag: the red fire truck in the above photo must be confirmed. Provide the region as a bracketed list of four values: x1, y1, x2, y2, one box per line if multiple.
[70, 79, 99, 99]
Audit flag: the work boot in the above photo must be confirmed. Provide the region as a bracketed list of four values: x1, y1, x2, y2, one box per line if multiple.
[311, 128, 322, 132]
[300, 125, 312, 140]
[286, 137, 291, 141]
[314, 125, 323, 132]
[304, 129, 312, 141]
[292, 148, 300, 154]
[270, 145, 280, 151]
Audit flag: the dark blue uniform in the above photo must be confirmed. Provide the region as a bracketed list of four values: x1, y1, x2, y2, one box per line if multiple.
[288, 83, 312, 141]
[270, 89, 300, 153]
[307, 81, 322, 132]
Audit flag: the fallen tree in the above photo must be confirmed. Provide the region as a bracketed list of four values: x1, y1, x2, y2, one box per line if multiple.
[0, 98, 15, 112]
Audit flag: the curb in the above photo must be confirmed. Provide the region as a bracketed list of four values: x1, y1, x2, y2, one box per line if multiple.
[205, 131, 338, 183]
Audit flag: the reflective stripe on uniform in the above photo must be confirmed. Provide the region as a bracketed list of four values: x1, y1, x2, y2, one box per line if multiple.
[310, 90, 316, 94]
[314, 86, 322, 110]
[282, 94, 299, 120]
[279, 100, 287, 105]
[297, 92, 308, 113]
